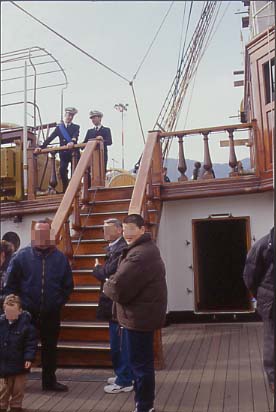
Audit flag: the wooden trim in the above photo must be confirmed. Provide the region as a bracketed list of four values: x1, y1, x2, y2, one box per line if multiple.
[158, 123, 252, 138]
[37, 143, 86, 155]
[128, 131, 160, 215]
[160, 175, 273, 201]
[51, 140, 98, 241]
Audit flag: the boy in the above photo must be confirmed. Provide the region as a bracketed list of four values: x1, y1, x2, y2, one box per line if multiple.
[0, 295, 37, 412]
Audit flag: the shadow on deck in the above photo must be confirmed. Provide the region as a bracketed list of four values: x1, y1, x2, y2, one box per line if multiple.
[24, 323, 273, 412]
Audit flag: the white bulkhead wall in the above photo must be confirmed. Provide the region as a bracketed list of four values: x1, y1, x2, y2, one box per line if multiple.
[1, 213, 55, 249]
[157, 191, 274, 313]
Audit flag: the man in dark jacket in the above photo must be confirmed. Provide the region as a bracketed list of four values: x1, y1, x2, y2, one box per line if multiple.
[0, 294, 37, 412]
[92, 218, 133, 394]
[83, 110, 112, 171]
[4, 220, 74, 392]
[34, 107, 80, 193]
[104, 214, 167, 412]
[243, 227, 274, 392]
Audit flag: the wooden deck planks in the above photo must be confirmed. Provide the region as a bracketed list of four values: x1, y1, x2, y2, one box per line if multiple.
[22, 323, 272, 412]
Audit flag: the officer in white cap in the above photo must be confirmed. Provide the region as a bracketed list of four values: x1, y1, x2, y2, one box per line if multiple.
[83, 110, 112, 171]
[35, 107, 80, 193]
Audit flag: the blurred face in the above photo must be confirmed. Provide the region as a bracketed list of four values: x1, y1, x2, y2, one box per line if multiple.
[64, 112, 74, 124]
[91, 116, 101, 127]
[4, 303, 22, 321]
[31, 222, 56, 249]
[103, 223, 122, 242]
[123, 223, 145, 245]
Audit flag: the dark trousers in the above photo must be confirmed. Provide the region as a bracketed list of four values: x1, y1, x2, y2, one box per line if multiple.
[59, 150, 80, 192]
[33, 311, 61, 386]
[109, 321, 133, 387]
[125, 329, 155, 412]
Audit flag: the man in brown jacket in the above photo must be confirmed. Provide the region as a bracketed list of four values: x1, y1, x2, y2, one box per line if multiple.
[104, 214, 167, 412]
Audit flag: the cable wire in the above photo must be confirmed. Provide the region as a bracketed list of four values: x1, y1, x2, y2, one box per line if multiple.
[132, 1, 174, 82]
[10, 1, 131, 84]
[131, 84, 146, 144]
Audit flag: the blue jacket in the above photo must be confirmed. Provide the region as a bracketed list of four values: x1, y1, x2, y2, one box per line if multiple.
[83, 126, 112, 148]
[40, 122, 80, 148]
[4, 246, 74, 315]
[0, 311, 37, 377]
[92, 237, 126, 321]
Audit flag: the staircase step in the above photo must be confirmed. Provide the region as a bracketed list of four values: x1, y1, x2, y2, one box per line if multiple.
[36, 341, 111, 367]
[77, 225, 104, 240]
[72, 254, 106, 269]
[59, 321, 109, 342]
[72, 239, 108, 254]
[72, 269, 101, 286]
[80, 211, 129, 226]
[62, 302, 98, 321]
[89, 186, 133, 201]
[69, 286, 101, 303]
[83, 198, 131, 213]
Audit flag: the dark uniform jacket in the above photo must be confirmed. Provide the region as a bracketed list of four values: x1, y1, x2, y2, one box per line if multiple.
[4, 246, 74, 316]
[40, 122, 80, 149]
[103, 233, 168, 331]
[92, 237, 126, 321]
[0, 311, 37, 377]
[83, 126, 112, 147]
[243, 228, 274, 320]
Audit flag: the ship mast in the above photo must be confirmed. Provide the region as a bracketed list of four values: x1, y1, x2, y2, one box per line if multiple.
[154, 1, 220, 159]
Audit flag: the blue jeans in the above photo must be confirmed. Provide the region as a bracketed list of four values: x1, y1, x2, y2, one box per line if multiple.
[125, 329, 155, 412]
[109, 321, 133, 387]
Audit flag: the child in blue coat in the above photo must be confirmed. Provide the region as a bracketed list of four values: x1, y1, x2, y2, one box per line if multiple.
[0, 294, 37, 412]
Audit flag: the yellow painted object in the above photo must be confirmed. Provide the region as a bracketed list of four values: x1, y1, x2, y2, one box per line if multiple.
[1, 149, 15, 178]
[0, 143, 23, 200]
[108, 172, 136, 187]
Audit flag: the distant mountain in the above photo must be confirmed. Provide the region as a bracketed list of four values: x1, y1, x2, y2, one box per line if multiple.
[165, 158, 251, 182]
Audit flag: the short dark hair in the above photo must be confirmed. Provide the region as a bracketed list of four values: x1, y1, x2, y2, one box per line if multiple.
[123, 214, 145, 228]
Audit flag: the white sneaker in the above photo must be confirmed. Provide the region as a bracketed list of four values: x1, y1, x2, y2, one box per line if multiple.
[132, 408, 155, 412]
[107, 376, 116, 385]
[104, 383, 134, 394]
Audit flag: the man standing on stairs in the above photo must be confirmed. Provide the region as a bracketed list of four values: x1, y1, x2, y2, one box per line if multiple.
[34, 107, 80, 193]
[92, 218, 134, 394]
[103, 214, 168, 412]
[4, 220, 74, 393]
[83, 110, 112, 172]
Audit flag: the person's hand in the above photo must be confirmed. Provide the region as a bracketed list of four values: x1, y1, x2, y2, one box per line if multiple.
[25, 361, 32, 369]
[34, 147, 42, 154]
[67, 142, 74, 149]
[94, 258, 99, 267]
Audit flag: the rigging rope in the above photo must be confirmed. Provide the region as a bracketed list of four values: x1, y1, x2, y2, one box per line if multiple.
[132, 1, 174, 82]
[131, 83, 146, 144]
[10, 1, 131, 84]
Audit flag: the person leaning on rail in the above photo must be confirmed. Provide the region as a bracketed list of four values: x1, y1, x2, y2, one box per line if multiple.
[34, 107, 80, 193]
[83, 110, 112, 172]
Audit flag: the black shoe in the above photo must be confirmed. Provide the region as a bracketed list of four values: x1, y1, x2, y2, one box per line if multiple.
[42, 382, 68, 392]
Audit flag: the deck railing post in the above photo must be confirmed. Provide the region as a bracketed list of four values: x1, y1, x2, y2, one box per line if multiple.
[201, 131, 214, 179]
[228, 128, 238, 176]
[178, 135, 188, 181]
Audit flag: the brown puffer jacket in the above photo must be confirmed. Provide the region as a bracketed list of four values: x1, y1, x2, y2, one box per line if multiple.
[103, 232, 167, 331]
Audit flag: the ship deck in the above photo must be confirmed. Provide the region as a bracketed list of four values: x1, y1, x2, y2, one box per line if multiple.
[24, 322, 273, 412]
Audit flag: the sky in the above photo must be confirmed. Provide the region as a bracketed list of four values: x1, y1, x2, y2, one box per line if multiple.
[1, 1, 252, 170]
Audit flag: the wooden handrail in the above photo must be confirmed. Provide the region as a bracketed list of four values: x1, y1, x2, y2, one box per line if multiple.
[159, 122, 252, 138]
[35, 143, 86, 155]
[129, 131, 160, 215]
[51, 139, 99, 241]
